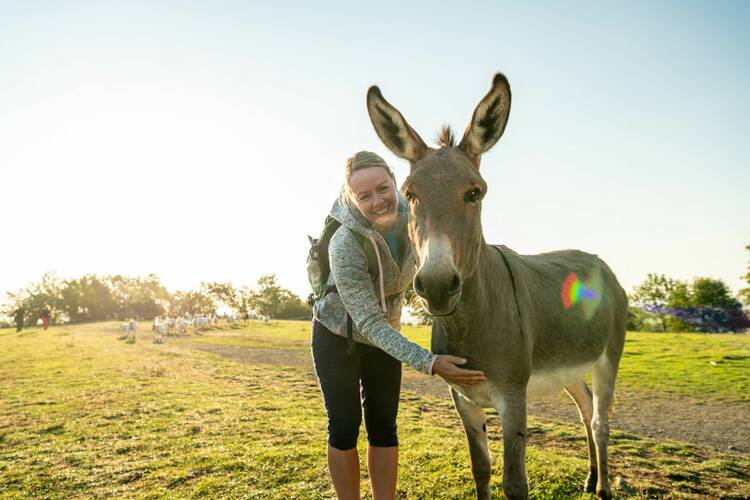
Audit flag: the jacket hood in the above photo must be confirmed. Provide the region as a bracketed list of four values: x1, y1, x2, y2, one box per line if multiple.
[330, 186, 409, 236]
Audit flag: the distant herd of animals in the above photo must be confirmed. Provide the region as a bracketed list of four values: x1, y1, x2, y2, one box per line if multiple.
[117, 313, 271, 344]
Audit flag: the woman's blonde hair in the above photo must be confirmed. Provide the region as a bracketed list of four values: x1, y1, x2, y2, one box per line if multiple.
[344, 151, 396, 201]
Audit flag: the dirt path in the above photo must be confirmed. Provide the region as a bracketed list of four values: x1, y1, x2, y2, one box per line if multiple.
[179, 341, 750, 454]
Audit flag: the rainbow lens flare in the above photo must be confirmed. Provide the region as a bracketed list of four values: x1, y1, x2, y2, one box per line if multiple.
[561, 272, 599, 309]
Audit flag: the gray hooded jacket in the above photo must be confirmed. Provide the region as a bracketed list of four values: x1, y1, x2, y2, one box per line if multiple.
[312, 189, 436, 374]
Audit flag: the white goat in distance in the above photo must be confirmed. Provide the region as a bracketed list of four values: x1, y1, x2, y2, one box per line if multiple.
[119, 319, 137, 343]
[191, 315, 216, 333]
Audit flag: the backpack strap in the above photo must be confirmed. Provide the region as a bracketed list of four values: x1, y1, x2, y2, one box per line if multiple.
[345, 312, 355, 354]
[314, 227, 379, 300]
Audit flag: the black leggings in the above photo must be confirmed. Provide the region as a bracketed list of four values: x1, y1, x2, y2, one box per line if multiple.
[311, 320, 402, 450]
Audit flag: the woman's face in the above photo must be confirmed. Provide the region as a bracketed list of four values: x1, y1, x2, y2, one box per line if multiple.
[348, 167, 398, 232]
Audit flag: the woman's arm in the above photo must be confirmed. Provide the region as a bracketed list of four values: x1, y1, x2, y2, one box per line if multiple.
[329, 228, 436, 374]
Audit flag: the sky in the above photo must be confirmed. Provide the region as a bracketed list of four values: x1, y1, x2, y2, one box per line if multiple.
[1, 0, 749, 305]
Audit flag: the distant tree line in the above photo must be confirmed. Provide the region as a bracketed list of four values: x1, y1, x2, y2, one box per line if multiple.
[4, 246, 749, 333]
[628, 245, 750, 333]
[1, 272, 310, 327]
[629, 274, 749, 333]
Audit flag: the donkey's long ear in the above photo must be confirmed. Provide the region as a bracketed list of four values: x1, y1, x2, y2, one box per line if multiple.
[458, 73, 511, 167]
[367, 86, 428, 164]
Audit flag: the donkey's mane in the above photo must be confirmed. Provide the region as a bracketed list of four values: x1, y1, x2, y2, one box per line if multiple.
[436, 125, 455, 148]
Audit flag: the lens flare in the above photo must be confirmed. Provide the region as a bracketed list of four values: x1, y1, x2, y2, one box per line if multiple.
[562, 272, 599, 310]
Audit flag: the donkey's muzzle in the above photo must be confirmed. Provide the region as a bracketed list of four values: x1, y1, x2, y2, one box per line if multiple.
[414, 270, 462, 316]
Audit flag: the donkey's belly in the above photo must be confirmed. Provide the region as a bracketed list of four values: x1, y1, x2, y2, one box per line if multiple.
[450, 362, 594, 408]
[526, 362, 593, 398]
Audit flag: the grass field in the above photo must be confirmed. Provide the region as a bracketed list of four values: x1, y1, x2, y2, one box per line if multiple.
[1, 321, 748, 498]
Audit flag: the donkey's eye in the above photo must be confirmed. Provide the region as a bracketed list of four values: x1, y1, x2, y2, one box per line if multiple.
[404, 191, 418, 204]
[465, 187, 482, 204]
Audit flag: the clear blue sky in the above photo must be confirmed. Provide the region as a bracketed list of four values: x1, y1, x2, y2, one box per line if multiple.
[1, 1, 748, 303]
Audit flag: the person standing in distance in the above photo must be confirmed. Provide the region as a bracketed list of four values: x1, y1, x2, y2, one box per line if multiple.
[41, 306, 50, 331]
[12, 305, 25, 333]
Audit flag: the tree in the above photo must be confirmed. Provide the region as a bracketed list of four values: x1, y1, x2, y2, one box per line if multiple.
[109, 274, 169, 320]
[739, 244, 750, 306]
[689, 277, 748, 332]
[691, 277, 738, 309]
[3, 271, 64, 326]
[237, 286, 253, 317]
[626, 306, 649, 332]
[168, 290, 215, 317]
[630, 274, 680, 332]
[273, 291, 312, 319]
[57, 274, 118, 323]
[248, 275, 283, 317]
[637, 275, 749, 333]
[664, 280, 695, 332]
[200, 281, 240, 313]
[247, 274, 311, 319]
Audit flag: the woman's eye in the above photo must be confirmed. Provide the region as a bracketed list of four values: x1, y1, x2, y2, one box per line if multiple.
[465, 188, 481, 203]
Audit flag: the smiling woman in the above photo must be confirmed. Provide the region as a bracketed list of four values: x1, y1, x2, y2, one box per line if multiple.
[309, 150, 486, 499]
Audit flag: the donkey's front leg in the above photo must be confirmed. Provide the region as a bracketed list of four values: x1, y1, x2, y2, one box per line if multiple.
[497, 389, 528, 500]
[450, 387, 491, 500]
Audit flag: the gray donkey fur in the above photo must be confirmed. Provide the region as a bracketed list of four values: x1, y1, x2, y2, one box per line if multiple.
[366, 73, 628, 499]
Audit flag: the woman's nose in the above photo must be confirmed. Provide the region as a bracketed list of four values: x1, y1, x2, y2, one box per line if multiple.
[372, 194, 386, 209]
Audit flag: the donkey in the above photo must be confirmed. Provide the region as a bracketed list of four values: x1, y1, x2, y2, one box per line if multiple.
[366, 74, 628, 499]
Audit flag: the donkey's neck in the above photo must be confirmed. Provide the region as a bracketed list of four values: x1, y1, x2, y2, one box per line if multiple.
[435, 243, 514, 341]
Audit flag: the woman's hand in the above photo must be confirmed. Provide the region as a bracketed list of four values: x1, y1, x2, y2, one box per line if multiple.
[432, 355, 487, 386]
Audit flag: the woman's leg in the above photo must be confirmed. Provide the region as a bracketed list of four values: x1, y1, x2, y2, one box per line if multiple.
[361, 346, 402, 500]
[328, 445, 361, 500]
[311, 320, 364, 499]
[367, 445, 398, 500]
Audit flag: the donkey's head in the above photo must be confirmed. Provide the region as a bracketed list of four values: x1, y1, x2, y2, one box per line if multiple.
[367, 74, 511, 316]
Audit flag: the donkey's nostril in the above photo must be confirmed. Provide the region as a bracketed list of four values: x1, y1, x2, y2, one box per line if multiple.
[448, 274, 461, 295]
[414, 275, 426, 297]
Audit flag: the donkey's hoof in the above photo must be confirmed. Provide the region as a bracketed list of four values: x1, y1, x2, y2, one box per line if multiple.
[502, 485, 528, 500]
[474, 482, 491, 500]
[596, 489, 612, 500]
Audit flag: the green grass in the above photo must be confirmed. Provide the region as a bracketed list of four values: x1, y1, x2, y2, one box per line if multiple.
[616, 332, 750, 403]
[0, 322, 748, 498]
